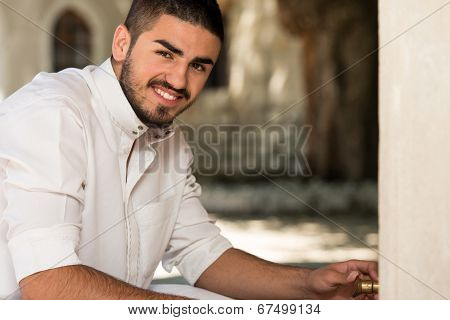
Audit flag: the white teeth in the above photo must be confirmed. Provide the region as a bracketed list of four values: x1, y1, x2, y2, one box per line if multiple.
[155, 88, 177, 101]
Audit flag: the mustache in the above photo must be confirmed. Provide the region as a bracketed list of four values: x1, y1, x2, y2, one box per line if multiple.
[147, 79, 191, 100]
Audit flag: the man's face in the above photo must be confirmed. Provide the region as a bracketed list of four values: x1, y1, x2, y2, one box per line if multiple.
[114, 15, 222, 126]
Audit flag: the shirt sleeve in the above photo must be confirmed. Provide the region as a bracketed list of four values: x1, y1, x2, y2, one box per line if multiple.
[0, 97, 86, 283]
[161, 140, 233, 286]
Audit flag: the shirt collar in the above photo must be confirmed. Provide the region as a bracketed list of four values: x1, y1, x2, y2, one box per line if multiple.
[92, 58, 175, 142]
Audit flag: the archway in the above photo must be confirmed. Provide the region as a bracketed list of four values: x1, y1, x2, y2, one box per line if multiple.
[39, 0, 106, 71]
[52, 9, 92, 71]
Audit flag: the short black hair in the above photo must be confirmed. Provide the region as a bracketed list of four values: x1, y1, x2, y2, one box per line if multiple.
[124, 0, 224, 48]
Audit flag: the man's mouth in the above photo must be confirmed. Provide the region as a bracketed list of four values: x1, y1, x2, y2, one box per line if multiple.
[150, 84, 186, 106]
[153, 87, 179, 101]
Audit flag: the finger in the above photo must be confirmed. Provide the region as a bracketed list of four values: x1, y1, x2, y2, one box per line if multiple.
[325, 260, 378, 278]
[358, 273, 371, 281]
[323, 270, 352, 287]
[369, 263, 379, 281]
[326, 270, 362, 292]
[348, 260, 378, 281]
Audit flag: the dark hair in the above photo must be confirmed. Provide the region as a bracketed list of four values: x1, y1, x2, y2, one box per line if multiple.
[124, 0, 224, 48]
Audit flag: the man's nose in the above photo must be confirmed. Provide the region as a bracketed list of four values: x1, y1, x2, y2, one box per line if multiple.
[166, 63, 188, 91]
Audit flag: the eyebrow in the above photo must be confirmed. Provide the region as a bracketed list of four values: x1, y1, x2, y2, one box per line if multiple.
[153, 39, 215, 66]
[191, 57, 214, 66]
[154, 39, 184, 56]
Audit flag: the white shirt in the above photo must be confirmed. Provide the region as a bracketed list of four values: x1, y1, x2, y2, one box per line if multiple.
[0, 58, 232, 299]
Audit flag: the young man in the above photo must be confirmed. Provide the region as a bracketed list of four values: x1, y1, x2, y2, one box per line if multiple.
[0, 0, 377, 299]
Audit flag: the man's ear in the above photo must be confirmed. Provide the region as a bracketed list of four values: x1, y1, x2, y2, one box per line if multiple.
[112, 24, 132, 62]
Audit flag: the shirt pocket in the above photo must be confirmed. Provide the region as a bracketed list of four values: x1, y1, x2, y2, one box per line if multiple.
[134, 194, 178, 288]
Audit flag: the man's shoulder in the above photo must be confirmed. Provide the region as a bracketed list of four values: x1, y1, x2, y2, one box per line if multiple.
[35, 68, 91, 98]
[0, 68, 91, 117]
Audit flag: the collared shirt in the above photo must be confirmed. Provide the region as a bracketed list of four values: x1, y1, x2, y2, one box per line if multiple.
[0, 58, 232, 299]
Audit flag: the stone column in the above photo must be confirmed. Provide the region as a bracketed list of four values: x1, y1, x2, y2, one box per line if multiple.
[0, 8, 7, 101]
[379, 0, 450, 299]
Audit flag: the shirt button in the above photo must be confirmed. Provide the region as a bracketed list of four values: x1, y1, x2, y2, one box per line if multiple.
[138, 125, 144, 130]
[132, 131, 138, 135]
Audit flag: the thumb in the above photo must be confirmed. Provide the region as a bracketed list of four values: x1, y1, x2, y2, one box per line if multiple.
[346, 271, 360, 283]
[325, 270, 358, 287]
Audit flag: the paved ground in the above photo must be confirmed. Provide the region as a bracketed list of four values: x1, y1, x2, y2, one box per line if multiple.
[152, 215, 378, 284]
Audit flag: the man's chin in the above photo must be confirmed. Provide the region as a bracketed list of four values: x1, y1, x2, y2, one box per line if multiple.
[138, 101, 192, 127]
[150, 119, 175, 127]
[142, 113, 176, 127]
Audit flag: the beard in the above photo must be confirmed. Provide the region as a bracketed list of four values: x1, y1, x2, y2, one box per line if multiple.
[118, 55, 194, 126]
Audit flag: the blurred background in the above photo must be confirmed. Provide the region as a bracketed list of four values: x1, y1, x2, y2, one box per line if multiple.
[0, 0, 379, 282]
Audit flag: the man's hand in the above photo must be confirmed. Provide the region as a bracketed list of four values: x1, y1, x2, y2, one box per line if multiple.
[196, 249, 378, 300]
[304, 260, 378, 300]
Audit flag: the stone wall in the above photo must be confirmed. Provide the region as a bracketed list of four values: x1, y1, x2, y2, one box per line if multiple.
[379, 0, 450, 299]
[0, 8, 7, 101]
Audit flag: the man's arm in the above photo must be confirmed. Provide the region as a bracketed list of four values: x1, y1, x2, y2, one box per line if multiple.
[195, 248, 378, 300]
[19, 265, 189, 300]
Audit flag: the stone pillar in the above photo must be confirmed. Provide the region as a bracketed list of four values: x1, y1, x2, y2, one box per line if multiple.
[0, 8, 6, 101]
[379, 0, 450, 299]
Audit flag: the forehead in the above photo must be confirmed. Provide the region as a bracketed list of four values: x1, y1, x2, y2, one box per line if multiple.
[137, 14, 221, 60]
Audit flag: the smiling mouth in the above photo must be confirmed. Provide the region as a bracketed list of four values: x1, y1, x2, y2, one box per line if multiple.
[151, 86, 183, 102]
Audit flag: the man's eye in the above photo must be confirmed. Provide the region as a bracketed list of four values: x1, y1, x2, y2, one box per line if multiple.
[191, 63, 205, 72]
[157, 51, 172, 59]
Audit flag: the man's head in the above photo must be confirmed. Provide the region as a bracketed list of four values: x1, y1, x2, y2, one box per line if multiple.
[111, 0, 224, 126]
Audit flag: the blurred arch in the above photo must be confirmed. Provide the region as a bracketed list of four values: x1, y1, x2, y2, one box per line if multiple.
[52, 10, 92, 71]
[39, 0, 107, 71]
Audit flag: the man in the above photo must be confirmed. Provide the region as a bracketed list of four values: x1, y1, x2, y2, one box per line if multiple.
[0, 0, 377, 300]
